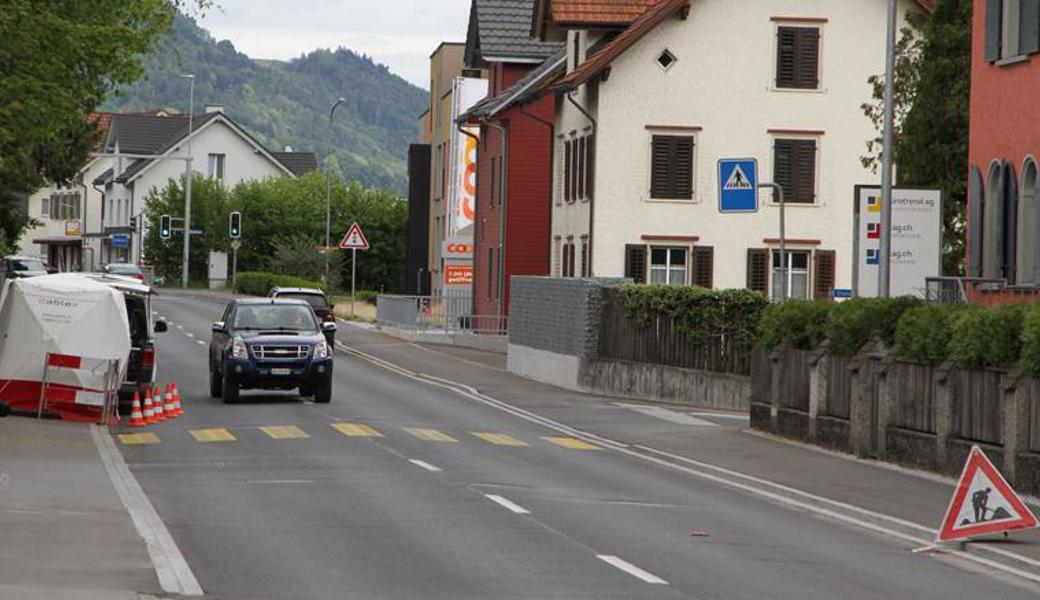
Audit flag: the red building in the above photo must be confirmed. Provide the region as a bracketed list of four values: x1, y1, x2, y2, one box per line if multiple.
[462, 0, 563, 320]
[965, 0, 1040, 302]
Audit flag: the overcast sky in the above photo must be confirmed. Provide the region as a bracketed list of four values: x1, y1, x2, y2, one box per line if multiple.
[197, 0, 472, 90]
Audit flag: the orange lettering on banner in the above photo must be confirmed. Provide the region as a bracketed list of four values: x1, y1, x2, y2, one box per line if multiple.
[444, 265, 473, 285]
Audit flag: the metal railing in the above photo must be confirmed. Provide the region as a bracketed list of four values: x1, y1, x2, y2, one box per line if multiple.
[376, 294, 508, 335]
[925, 277, 1006, 304]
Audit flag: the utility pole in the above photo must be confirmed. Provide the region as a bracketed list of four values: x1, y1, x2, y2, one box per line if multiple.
[878, 0, 897, 298]
[326, 97, 346, 284]
[180, 74, 195, 289]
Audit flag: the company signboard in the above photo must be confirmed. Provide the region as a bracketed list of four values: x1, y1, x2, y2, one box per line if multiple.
[444, 264, 473, 286]
[853, 186, 942, 298]
[442, 238, 474, 260]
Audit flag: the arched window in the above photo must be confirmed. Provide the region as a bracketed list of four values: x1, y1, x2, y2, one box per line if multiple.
[983, 161, 1004, 278]
[1017, 159, 1038, 284]
[968, 166, 984, 277]
[1003, 162, 1018, 280]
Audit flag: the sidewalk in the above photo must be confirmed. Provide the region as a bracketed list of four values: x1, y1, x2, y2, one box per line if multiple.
[0, 417, 161, 599]
[338, 323, 1040, 568]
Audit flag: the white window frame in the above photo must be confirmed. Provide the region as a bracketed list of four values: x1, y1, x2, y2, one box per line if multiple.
[208, 153, 226, 181]
[649, 245, 689, 286]
[770, 20, 826, 93]
[771, 249, 811, 300]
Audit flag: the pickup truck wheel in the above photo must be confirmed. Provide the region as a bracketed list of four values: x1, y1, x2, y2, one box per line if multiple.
[313, 379, 332, 404]
[222, 373, 239, 404]
[209, 364, 222, 398]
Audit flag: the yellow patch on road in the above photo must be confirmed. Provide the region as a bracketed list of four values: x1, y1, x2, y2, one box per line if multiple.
[118, 433, 160, 445]
[543, 436, 601, 450]
[471, 432, 528, 447]
[190, 428, 236, 443]
[259, 425, 310, 440]
[403, 427, 458, 442]
[331, 422, 384, 437]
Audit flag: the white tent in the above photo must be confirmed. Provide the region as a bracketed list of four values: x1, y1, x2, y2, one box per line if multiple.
[0, 274, 130, 419]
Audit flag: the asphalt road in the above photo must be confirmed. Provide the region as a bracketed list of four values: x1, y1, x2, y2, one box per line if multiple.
[113, 291, 1038, 599]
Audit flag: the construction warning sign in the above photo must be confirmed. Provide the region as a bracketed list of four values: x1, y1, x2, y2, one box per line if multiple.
[339, 223, 369, 250]
[937, 445, 1038, 542]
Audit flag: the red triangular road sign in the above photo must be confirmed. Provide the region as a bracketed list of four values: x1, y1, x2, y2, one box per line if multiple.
[936, 445, 1038, 542]
[339, 222, 369, 250]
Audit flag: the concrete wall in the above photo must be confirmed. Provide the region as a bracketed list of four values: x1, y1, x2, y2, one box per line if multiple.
[508, 276, 750, 410]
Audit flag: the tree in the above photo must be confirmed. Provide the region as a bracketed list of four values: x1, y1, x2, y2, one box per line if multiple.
[0, 1, 209, 246]
[862, 1, 972, 275]
[143, 175, 231, 285]
[268, 235, 345, 288]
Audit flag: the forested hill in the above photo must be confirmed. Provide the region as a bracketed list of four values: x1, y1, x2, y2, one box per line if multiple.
[103, 14, 428, 193]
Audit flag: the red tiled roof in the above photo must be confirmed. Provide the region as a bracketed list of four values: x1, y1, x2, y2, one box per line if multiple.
[86, 113, 114, 151]
[555, 0, 936, 91]
[551, 0, 663, 25]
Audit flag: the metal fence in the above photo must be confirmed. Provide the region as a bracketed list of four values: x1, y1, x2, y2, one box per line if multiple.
[889, 362, 936, 434]
[376, 294, 507, 335]
[597, 297, 752, 376]
[952, 368, 1004, 445]
[924, 277, 1006, 304]
[824, 354, 852, 419]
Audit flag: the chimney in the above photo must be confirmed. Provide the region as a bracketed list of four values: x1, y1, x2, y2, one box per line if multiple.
[205, 104, 225, 114]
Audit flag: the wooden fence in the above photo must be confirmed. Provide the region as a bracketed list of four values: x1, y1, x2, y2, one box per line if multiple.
[823, 354, 852, 419]
[888, 362, 936, 434]
[951, 368, 1004, 445]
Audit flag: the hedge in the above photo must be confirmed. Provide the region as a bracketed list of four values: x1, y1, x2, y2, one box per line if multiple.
[824, 296, 921, 356]
[948, 304, 1024, 368]
[1020, 304, 1040, 373]
[757, 300, 834, 351]
[234, 271, 329, 296]
[893, 303, 967, 363]
[616, 284, 768, 347]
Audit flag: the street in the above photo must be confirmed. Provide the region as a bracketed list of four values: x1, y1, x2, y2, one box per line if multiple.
[109, 290, 1038, 599]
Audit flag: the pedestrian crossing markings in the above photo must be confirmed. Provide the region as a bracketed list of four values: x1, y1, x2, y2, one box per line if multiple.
[404, 427, 458, 442]
[191, 428, 236, 443]
[472, 432, 528, 446]
[260, 425, 310, 440]
[331, 422, 383, 437]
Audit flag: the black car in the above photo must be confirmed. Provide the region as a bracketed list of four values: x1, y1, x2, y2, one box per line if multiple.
[209, 298, 336, 403]
[0, 255, 48, 287]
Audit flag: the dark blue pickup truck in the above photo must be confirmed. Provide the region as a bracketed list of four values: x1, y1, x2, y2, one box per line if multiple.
[209, 298, 336, 403]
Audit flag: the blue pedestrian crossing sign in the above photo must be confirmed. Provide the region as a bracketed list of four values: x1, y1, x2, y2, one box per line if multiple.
[718, 158, 759, 213]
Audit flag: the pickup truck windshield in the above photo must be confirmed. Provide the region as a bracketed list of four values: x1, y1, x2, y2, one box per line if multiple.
[234, 305, 318, 332]
[11, 258, 45, 272]
[278, 292, 329, 310]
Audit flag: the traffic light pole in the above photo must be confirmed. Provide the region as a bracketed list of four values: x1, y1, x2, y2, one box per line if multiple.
[182, 76, 195, 289]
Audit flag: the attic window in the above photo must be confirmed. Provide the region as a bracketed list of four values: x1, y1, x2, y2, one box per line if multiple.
[656, 49, 677, 71]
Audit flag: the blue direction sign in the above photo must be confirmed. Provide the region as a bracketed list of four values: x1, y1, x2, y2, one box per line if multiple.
[718, 158, 758, 213]
[833, 288, 853, 299]
[110, 233, 130, 249]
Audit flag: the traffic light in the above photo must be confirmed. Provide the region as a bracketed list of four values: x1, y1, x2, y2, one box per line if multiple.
[159, 215, 172, 240]
[229, 211, 242, 239]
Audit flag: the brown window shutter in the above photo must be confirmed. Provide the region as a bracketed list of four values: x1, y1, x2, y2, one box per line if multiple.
[650, 135, 673, 198]
[773, 138, 816, 204]
[577, 136, 586, 200]
[776, 27, 797, 88]
[568, 242, 576, 277]
[564, 140, 573, 202]
[692, 246, 714, 288]
[674, 136, 694, 200]
[747, 248, 768, 294]
[795, 27, 820, 89]
[814, 249, 835, 300]
[625, 244, 647, 283]
[571, 139, 580, 201]
[586, 134, 595, 201]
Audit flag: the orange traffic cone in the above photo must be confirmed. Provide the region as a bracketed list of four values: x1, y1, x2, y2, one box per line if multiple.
[163, 384, 177, 419]
[142, 389, 156, 424]
[171, 382, 183, 417]
[128, 391, 146, 427]
[152, 386, 165, 422]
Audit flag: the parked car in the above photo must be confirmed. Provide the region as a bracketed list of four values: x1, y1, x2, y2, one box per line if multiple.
[268, 287, 336, 346]
[103, 262, 145, 282]
[71, 274, 167, 413]
[209, 298, 336, 403]
[0, 255, 49, 287]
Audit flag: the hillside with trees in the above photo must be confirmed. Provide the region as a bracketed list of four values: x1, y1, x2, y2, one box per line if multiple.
[105, 13, 428, 193]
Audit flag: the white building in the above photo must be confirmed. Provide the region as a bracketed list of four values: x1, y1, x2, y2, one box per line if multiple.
[537, 0, 931, 299]
[19, 107, 315, 270]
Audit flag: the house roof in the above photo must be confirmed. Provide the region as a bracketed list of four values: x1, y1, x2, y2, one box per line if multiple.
[271, 152, 318, 176]
[460, 48, 567, 122]
[466, 0, 564, 66]
[552, 0, 661, 25]
[555, 0, 936, 92]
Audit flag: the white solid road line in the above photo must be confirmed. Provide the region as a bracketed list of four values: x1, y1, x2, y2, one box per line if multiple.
[408, 459, 441, 472]
[597, 555, 668, 585]
[614, 403, 718, 426]
[90, 425, 203, 596]
[484, 494, 531, 514]
[196, 340, 205, 345]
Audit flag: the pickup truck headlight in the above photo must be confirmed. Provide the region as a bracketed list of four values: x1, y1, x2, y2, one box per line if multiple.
[231, 337, 248, 359]
[314, 339, 329, 359]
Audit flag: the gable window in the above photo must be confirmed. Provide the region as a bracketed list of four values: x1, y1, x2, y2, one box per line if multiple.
[208, 153, 225, 181]
[775, 26, 820, 89]
[650, 135, 694, 200]
[650, 247, 687, 286]
[656, 49, 677, 71]
[773, 137, 817, 204]
[987, 0, 1040, 62]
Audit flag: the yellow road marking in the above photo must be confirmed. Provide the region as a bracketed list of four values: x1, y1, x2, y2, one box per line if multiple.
[543, 436, 601, 450]
[403, 427, 457, 442]
[471, 432, 528, 447]
[118, 433, 160, 445]
[259, 425, 310, 440]
[190, 428, 236, 443]
[331, 423, 384, 437]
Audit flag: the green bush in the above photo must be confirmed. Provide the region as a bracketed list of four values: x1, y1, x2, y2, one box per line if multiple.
[1021, 304, 1040, 373]
[757, 300, 834, 351]
[893, 304, 968, 363]
[948, 304, 1024, 367]
[354, 290, 379, 304]
[233, 271, 329, 296]
[616, 285, 768, 347]
[825, 296, 922, 356]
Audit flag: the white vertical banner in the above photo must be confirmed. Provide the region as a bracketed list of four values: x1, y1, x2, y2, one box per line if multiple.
[447, 77, 488, 235]
[853, 186, 942, 297]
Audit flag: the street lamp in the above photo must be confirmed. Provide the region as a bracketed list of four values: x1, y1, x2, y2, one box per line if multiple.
[878, 0, 897, 298]
[180, 74, 195, 289]
[326, 97, 346, 284]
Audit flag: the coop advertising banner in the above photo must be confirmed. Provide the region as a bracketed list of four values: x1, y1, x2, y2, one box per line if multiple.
[449, 77, 487, 234]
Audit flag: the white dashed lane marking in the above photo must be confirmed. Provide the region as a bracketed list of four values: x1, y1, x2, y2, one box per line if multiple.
[408, 459, 441, 472]
[484, 494, 530, 515]
[597, 555, 668, 585]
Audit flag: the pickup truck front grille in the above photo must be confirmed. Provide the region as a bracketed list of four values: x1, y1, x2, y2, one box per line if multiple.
[252, 345, 309, 360]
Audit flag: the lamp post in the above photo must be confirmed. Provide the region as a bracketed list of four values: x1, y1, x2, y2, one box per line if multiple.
[325, 97, 346, 284]
[180, 74, 195, 289]
[878, 0, 897, 298]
